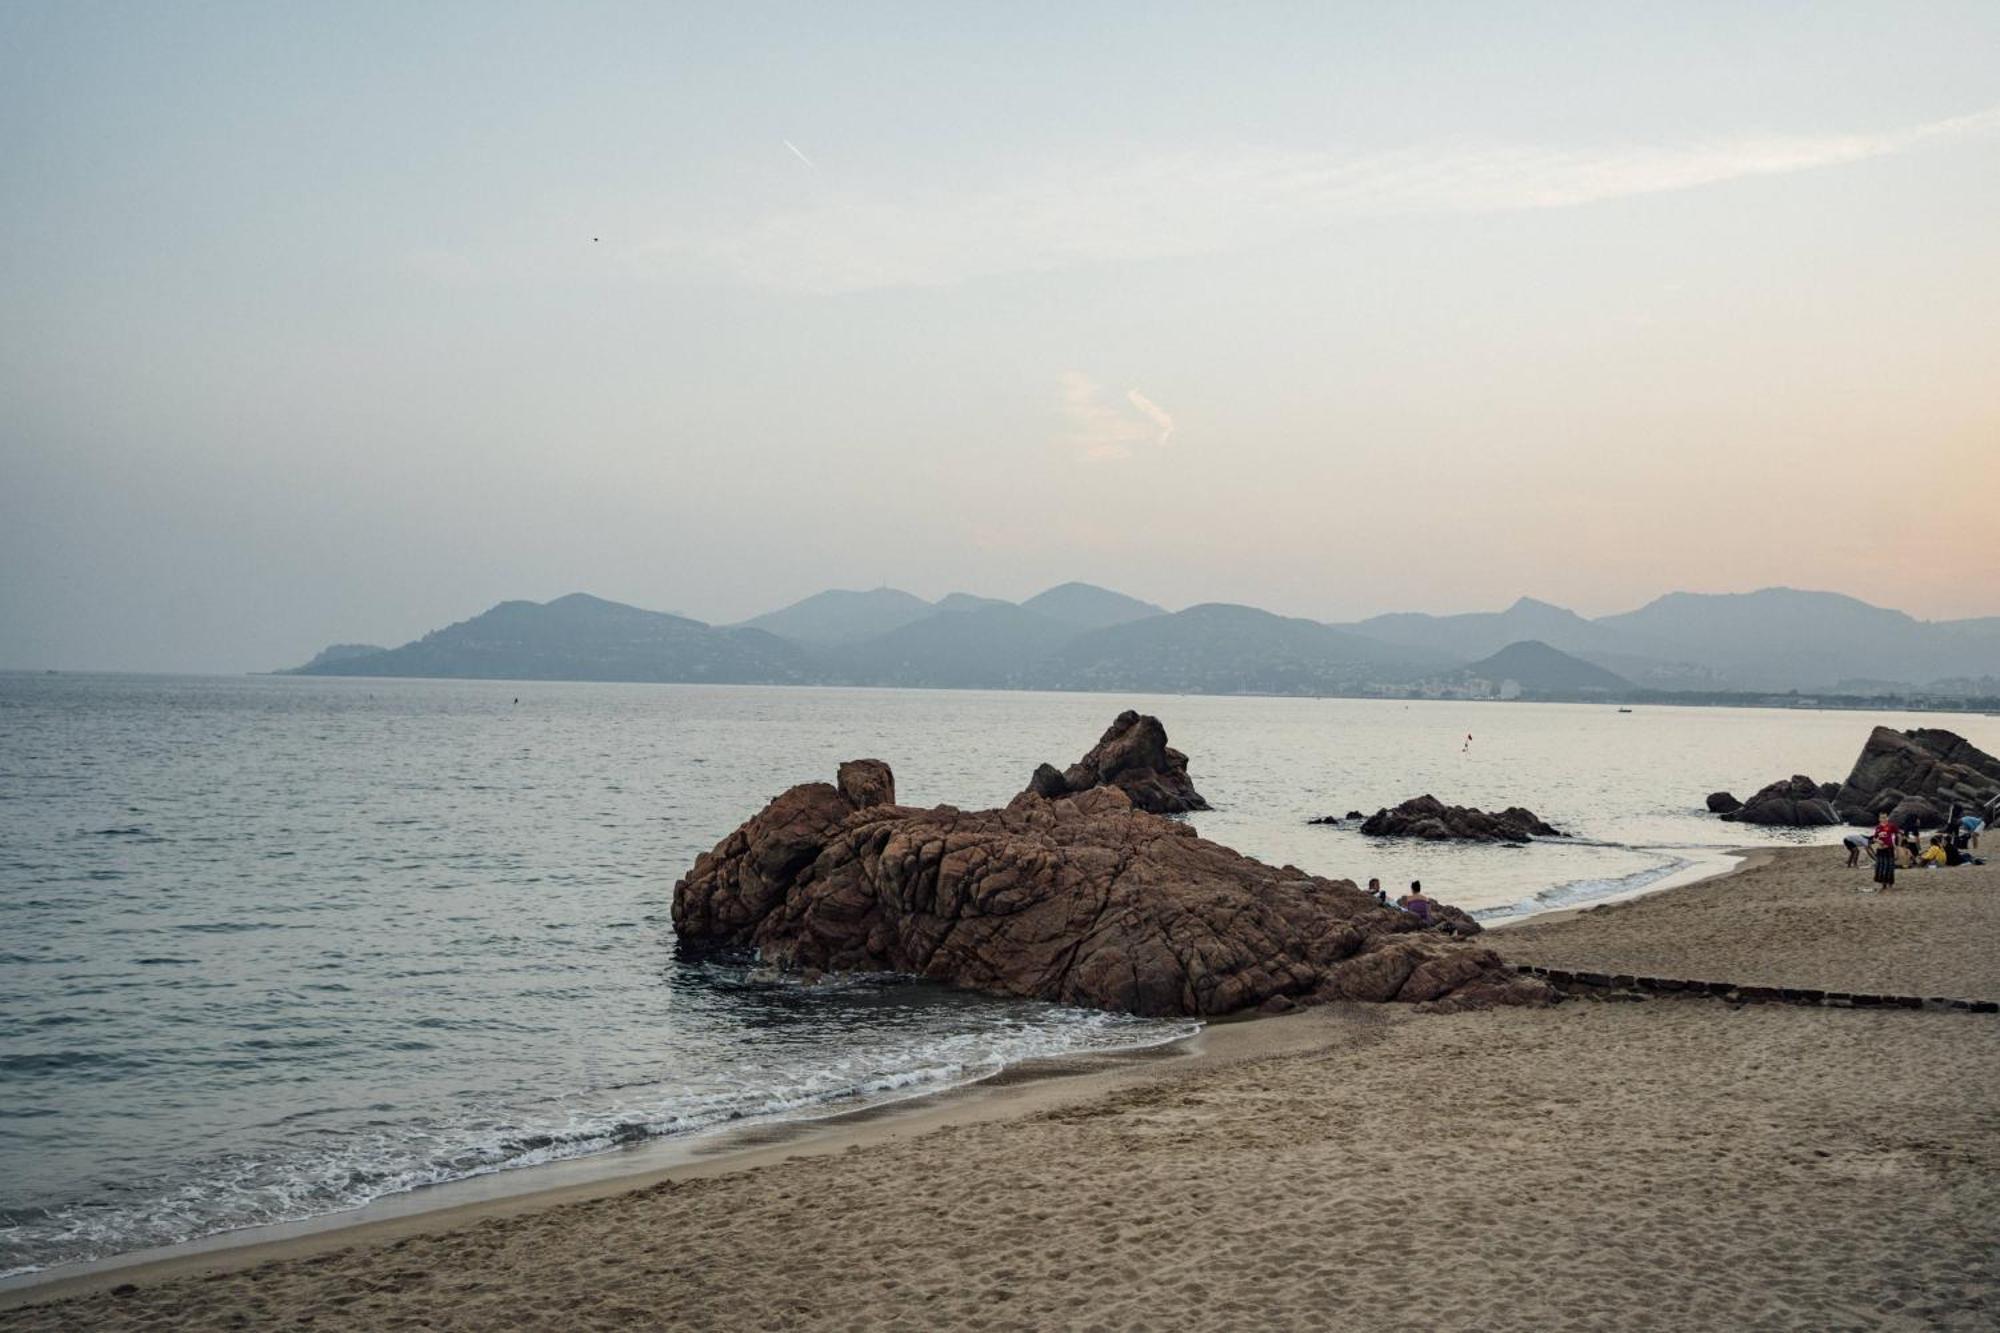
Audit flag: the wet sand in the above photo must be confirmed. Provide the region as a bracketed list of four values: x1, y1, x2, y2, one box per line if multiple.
[5, 847, 1996, 1331]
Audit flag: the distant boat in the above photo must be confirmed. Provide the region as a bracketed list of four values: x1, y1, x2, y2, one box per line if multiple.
[1617, 707, 1633, 713]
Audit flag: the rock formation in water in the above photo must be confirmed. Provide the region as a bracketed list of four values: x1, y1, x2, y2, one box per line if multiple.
[1832, 727, 2000, 828]
[1705, 791, 1742, 815]
[672, 729, 1549, 1019]
[1358, 795, 1566, 842]
[1718, 775, 1839, 826]
[1019, 710, 1209, 813]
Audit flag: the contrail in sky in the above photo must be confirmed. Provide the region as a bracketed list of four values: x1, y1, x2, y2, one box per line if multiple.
[783, 139, 818, 171]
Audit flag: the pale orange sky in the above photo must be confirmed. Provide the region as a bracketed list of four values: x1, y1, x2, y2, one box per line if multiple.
[3, 3, 1998, 669]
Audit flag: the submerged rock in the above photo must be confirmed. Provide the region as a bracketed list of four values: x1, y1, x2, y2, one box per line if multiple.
[673, 732, 1547, 1019]
[1719, 775, 1839, 826]
[1017, 709, 1209, 813]
[1358, 795, 1566, 842]
[1833, 727, 2000, 827]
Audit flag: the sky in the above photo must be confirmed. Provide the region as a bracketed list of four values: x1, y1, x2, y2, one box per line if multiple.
[3, 2, 1998, 672]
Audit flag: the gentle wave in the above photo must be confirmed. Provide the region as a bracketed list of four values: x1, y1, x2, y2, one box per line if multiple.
[1472, 851, 1709, 923]
[0, 1008, 1195, 1279]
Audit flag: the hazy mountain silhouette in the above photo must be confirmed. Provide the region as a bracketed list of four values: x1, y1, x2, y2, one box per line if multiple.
[1037, 604, 1451, 695]
[1346, 596, 1628, 658]
[1598, 588, 2000, 691]
[735, 587, 934, 645]
[934, 592, 1013, 613]
[825, 604, 1077, 689]
[291, 594, 811, 683]
[288, 584, 1999, 697]
[291, 643, 387, 672]
[1459, 641, 1633, 694]
[1018, 582, 1166, 631]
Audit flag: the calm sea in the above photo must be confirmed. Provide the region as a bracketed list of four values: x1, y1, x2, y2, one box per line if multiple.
[4, 674, 1989, 1278]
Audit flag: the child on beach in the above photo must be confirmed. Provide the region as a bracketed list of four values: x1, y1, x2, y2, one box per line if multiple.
[1871, 815, 1898, 889]
[1842, 832, 1868, 868]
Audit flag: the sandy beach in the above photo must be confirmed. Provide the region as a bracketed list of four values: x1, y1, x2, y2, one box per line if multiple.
[4, 846, 1996, 1331]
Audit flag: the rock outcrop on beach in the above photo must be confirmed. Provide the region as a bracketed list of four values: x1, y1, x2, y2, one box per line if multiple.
[1705, 791, 1741, 815]
[1018, 710, 1210, 814]
[1718, 775, 1840, 826]
[1832, 727, 2000, 827]
[672, 725, 1549, 1019]
[1358, 796, 1566, 842]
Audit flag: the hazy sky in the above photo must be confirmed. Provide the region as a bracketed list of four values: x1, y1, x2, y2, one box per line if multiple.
[4, 2, 1998, 671]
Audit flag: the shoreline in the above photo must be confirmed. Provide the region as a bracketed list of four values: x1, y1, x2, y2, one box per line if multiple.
[0, 840, 1778, 1308]
[0, 1016, 1320, 1311]
[4, 845, 1993, 1329]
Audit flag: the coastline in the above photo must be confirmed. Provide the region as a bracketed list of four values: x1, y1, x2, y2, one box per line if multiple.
[1, 837, 1748, 1301]
[0, 1016, 1297, 1311]
[7, 844, 1994, 1329]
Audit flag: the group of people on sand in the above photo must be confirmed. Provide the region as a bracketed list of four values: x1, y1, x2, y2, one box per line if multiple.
[1844, 806, 1985, 889]
[1366, 877, 1435, 922]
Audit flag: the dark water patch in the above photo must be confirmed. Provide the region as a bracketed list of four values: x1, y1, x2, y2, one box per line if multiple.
[0, 1050, 136, 1076]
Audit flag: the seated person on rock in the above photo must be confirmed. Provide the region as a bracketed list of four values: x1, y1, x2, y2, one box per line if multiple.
[1366, 877, 1389, 907]
[1397, 880, 1434, 924]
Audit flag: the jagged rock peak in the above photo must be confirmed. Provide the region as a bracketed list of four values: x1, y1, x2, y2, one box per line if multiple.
[1018, 711, 1210, 814]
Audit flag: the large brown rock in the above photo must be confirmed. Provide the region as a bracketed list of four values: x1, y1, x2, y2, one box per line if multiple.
[672, 766, 1548, 1018]
[1719, 774, 1839, 826]
[1358, 795, 1566, 842]
[1020, 710, 1210, 813]
[1833, 727, 2000, 828]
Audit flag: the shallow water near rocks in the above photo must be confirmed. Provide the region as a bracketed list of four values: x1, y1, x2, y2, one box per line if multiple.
[3, 673, 1989, 1277]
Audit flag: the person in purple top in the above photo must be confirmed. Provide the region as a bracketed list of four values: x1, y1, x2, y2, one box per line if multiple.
[1398, 880, 1434, 924]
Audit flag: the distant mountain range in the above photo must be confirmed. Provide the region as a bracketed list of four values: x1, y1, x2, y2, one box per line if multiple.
[285, 584, 2000, 700]
[302, 594, 813, 684]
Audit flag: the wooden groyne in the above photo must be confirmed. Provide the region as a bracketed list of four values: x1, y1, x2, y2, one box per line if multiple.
[1516, 964, 1997, 1014]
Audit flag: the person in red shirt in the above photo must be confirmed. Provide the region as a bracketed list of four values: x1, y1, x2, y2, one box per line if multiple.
[1871, 814, 1899, 889]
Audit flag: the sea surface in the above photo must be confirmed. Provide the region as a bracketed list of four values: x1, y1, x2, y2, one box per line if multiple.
[4, 674, 1992, 1279]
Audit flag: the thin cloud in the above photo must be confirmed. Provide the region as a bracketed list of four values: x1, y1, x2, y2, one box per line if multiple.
[1060, 373, 1174, 462]
[1126, 390, 1174, 448]
[640, 108, 2000, 292]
